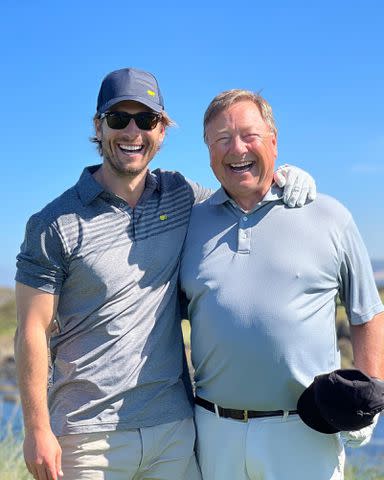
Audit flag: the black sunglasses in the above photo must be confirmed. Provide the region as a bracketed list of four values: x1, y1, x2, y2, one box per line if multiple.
[100, 111, 162, 131]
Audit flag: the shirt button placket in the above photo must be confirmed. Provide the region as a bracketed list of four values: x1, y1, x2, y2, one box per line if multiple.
[238, 216, 251, 253]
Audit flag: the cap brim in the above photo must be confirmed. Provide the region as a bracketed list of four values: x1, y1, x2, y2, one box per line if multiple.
[98, 95, 163, 114]
[297, 383, 340, 434]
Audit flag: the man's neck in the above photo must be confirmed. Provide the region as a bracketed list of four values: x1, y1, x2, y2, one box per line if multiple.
[93, 164, 148, 208]
[230, 184, 272, 212]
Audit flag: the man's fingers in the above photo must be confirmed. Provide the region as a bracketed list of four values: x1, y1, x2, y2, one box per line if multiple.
[308, 181, 317, 201]
[276, 164, 317, 206]
[273, 169, 287, 187]
[283, 173, 300, 206]
[45, 460, 60, 480]
[296, 185, 309, 207]
[56, 447, 64, 478]
[282, 183, 295, 204]
[35, 463, 50, 480]
[28, 460, 57, 480]
[26, 463, 38, 479]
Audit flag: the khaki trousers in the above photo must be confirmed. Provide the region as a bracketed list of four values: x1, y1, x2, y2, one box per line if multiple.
[58, 418, 201, 480]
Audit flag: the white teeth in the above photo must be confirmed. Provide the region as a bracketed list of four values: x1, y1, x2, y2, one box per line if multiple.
[230, 161, 253, 167]
[119, 144, 143, 152]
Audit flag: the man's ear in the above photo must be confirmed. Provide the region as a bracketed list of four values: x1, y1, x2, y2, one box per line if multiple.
[159, 123, 166, 144]
[271, 133, 278, 159]
[94, 117, 102, 140]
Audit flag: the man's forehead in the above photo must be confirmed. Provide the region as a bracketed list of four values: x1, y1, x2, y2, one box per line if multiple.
[209, 104, 266, 130]
[110, 100, 152, 112]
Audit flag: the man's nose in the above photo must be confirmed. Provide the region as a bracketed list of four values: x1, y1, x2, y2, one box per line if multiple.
[229, 135, 248, 156]
[124, 118, 141, 135]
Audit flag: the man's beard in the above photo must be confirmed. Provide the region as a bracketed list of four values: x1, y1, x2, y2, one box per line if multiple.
[105, 154, 147, 178]
[101, 145, 149, 178]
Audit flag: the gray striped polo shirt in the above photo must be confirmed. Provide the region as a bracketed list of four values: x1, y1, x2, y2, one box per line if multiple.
[16, 165, 211, 436]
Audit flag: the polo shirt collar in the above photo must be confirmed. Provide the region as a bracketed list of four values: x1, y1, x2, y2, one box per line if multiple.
[76, 165, 160, 206]
[76, 165, 104, 205]
[209, 183, 283, 212]
[145, 170, 160, 192]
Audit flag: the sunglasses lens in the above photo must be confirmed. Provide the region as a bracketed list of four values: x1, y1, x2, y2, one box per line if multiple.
[135, 113, 160, 130]
[105, 112, 129, 129]
[104, 112, 161, 130]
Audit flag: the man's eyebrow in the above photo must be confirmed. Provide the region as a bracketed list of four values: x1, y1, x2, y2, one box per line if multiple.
[213, 128, 230, 135]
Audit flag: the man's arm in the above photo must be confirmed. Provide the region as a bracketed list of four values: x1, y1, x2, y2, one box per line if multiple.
[188, 165, 317, 206]
[350, 311, 384, 379]
[336, 213, 384, 447]
[340, 311, 384, 448]
[15, 282, 63, 480]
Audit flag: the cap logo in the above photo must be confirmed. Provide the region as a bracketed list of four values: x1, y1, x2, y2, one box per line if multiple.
[147, 89, 156, 97]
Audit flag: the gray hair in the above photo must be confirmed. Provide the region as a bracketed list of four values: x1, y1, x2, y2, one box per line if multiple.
[203, 89, 277, 143]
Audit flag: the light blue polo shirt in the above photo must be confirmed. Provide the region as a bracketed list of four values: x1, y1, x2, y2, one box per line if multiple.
[179, 186, 384, 411]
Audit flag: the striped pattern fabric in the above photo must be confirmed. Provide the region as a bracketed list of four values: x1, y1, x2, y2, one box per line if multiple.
[16, 165, 211, 436]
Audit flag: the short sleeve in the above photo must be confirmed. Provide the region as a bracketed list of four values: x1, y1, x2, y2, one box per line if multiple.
[338, 218, 384, 325]
[15, 214, 68, 294]
[185, 178, 213, 205]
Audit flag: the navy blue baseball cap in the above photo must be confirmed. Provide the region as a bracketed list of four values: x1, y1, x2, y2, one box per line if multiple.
[97, 68, 164, 114]
[297, 369, 384, 434]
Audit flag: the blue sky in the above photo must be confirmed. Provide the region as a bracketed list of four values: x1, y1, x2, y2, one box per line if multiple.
[1, 1, 383, 286]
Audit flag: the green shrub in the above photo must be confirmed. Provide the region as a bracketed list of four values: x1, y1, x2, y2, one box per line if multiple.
[345, 464, 384, 480]
[0, 299, 16, 337]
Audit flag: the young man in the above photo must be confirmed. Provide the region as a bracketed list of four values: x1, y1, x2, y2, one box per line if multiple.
[180, 89, 384, 480]
[15, 69, 315, 480]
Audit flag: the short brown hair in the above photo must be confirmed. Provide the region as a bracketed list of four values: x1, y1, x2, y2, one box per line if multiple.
[90, 110, 176, 156]
[203, 89, 277, 143]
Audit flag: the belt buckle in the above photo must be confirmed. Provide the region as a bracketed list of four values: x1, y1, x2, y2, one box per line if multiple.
[242, 410, 248, 422]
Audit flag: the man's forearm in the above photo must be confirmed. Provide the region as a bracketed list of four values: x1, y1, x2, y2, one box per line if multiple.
[351, 312, 384, 379]
[15, 324, 51, 431]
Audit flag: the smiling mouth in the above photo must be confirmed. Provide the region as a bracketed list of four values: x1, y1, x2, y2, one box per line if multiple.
[118, 144, 144, 154]
[229, 161, 254, 173]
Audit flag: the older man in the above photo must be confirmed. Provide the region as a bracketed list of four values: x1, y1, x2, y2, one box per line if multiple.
[180, 89, 384, 480]
[14, 69, 314, 480]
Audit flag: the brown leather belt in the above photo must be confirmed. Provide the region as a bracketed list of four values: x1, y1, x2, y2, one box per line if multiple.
[195, 396, 298, 422]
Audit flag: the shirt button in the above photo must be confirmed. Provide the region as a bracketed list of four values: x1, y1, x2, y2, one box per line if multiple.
[243, 216, 248, 222]
[119, 203, 125, 208]
[241, 232, 247, 238]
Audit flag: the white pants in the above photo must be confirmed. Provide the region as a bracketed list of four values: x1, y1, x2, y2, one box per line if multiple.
[195, 405, 345, 480]
[58, 418, 201, 480]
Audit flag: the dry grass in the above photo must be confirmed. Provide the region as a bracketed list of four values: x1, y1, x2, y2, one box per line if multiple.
[0, 430, 32, 480]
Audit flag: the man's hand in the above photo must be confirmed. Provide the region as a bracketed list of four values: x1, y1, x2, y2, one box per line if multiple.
[24, 428, 63, 480]
[340, 413, 380, 448]
[274, 164, 317, 207]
